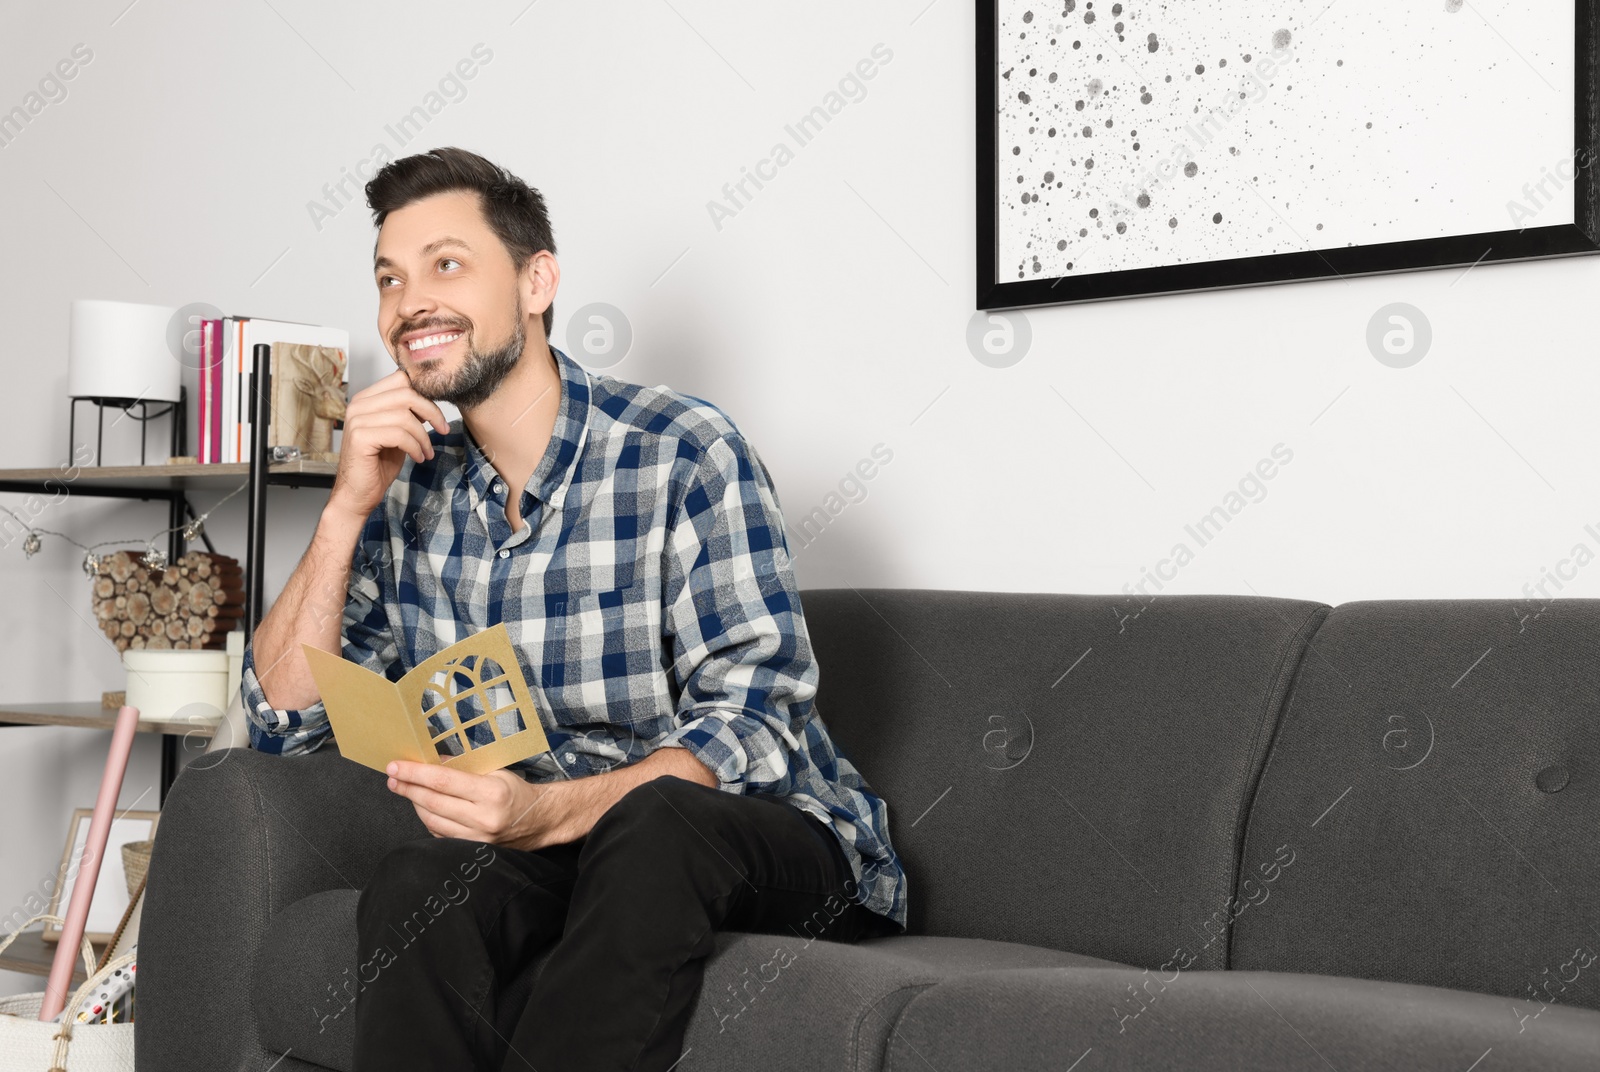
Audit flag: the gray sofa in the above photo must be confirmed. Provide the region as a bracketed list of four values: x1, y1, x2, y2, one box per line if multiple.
[136, 589, 1600, 1070]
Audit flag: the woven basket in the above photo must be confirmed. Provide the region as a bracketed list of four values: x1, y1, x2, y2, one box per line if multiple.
[118, 843, 151, 901]
[0, 913, 136, 1070]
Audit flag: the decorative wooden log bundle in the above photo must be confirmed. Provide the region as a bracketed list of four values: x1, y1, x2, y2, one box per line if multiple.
[89, 550, 248, 652]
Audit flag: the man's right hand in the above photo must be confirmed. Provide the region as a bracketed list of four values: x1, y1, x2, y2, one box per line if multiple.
[328, 369, 450, 522]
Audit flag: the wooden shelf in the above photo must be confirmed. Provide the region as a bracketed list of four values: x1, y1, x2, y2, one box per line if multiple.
[0, 702, 218, 738]
[0, 459, 336, 492]
[0, 930, 103, 985]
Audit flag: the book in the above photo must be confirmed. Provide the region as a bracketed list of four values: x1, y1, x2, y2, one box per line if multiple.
[221, 316, 237, 463]
[300, 622, 553, 775]
[208, 319, 222, 463]
[196, 321, 209, 463]
[198, 319, 222, 463]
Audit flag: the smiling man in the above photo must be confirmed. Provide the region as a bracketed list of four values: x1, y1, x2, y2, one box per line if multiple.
[239, 146, 906, 1072]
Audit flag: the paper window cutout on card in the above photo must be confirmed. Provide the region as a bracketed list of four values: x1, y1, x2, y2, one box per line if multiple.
[301, 622, 550, 774]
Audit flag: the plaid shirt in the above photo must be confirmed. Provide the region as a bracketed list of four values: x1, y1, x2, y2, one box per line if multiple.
[240, 344, 907, 931]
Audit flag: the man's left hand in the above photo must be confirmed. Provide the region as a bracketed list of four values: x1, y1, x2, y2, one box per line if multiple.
[385, 761, 574, 851]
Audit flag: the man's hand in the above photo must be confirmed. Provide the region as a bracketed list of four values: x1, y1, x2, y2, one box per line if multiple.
[329, 370, 451, 524]
[384, 747, 720, 850]
[385, 761, 578, 850]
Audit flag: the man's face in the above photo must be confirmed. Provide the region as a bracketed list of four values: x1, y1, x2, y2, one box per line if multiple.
[373, 190, 530, 409]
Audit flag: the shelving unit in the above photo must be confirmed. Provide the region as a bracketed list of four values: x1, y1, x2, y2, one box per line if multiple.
[0, 703, 208, 978]
[0, 707, 184, 980]
[0, 931, 103, 987]
[0, 346, 334, 806]
[0, 346, 336, 987]
[0, 459, 332, 491]
[0, 701, 223, 738]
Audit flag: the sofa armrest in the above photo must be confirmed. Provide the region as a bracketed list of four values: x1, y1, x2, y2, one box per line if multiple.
[135, 744, 427, 1072]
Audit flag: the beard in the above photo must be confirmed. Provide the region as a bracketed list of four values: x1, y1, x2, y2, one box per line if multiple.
[403, 298, 527, 410]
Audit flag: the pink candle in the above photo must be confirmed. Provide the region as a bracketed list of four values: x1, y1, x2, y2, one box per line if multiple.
[38, 703, 142, 1021]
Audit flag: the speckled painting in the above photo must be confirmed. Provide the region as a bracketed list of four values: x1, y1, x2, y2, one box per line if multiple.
[984, 1, 1588, 305]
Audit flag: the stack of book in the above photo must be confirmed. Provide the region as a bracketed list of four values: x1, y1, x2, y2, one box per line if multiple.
[196, 316, 351, 464]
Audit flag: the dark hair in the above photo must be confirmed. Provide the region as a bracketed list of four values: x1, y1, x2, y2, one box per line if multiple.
[365, 146, 558, 338]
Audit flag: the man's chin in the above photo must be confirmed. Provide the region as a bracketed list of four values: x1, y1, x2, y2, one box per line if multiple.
[403, 365, 455, 401]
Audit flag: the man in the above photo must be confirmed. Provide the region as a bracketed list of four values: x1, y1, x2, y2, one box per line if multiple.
[240, 146, 907, 1072]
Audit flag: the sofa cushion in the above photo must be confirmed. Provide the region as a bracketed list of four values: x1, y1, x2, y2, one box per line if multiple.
[801, 588, 1327, 970]
[1232, 599, 1600, 1008]
[675, 934, 1129, 1072]
[884, 966, 1600, 1071]
[252, 889, 1131, 1072]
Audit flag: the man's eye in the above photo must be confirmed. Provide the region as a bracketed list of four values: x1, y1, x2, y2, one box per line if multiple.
[378, 258, 455, 286]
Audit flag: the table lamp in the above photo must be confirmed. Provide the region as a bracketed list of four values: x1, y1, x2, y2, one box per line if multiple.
[66, 298, 186, 466]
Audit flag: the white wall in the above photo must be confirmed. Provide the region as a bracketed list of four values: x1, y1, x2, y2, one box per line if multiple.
[2, 2, 1594, 997]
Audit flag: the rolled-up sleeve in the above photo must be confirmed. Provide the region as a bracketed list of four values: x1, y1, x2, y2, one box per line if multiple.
[655, 432, 818, 794]
[239, 508, 401, 756]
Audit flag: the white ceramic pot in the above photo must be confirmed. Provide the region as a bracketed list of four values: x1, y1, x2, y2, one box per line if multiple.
[122, 649, 229, 723]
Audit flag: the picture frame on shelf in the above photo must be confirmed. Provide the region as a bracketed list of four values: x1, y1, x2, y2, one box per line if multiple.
[41, 807, 160, 945]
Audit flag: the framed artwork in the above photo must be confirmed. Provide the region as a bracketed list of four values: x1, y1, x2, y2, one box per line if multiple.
[976, 1, 1600, 309]
[42, 807, 160, 945]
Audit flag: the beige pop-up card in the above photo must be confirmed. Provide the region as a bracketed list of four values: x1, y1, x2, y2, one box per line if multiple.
[301, 622, 551, 775]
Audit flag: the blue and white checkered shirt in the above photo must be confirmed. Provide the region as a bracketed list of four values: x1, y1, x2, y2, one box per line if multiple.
[240, 344, 907, 931]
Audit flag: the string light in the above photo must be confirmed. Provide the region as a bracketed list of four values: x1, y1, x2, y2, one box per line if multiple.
[0, 478, 250, 577]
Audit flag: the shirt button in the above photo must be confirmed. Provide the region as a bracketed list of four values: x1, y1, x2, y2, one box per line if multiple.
[493, 481, 504, 494]
[498, 549, 509, 559]
[564, 752, 576, 763]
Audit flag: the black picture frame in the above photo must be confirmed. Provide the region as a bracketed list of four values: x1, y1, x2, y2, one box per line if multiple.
[976, 1, 1600, 311]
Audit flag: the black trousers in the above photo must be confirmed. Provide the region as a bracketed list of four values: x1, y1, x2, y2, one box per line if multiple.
[351, 773, 893, 1071]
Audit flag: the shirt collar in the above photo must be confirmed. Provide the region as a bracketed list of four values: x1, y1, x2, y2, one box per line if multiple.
[461, 344, 591, 512]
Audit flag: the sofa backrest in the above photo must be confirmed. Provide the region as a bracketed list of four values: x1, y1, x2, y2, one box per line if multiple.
[1231, 599, 1600, 1010]
[799, 587, 1327, 971]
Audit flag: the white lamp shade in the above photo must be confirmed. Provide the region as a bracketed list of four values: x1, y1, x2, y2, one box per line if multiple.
[67, 299, 183, 403]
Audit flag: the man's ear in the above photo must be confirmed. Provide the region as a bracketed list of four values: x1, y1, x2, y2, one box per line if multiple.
[523, 250, 559, 322]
